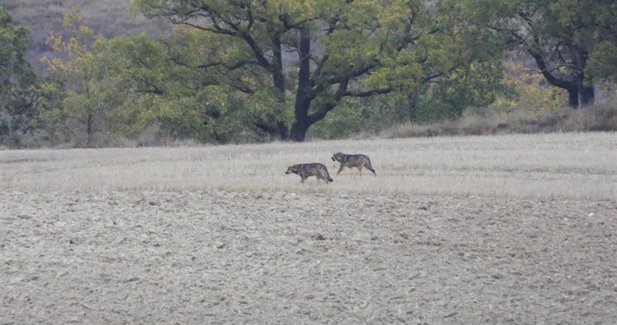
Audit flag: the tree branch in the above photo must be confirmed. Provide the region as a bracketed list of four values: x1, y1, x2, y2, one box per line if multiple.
[343, 87, 393, 98]
[307, 80, 349, 124]
[529, 51, 574, 89]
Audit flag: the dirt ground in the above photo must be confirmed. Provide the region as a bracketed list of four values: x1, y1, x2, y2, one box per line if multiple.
[1, 190, 616, 324]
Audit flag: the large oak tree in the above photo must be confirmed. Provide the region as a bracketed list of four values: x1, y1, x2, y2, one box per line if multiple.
[133, 0, 445, 141]
[468, 0, 617, 108]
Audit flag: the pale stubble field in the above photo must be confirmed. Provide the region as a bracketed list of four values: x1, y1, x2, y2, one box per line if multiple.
[1, 132, 616, 324]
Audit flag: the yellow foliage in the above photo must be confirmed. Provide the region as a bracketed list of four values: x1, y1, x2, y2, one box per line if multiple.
[491, 61, 567, 113]
[66, 37, 79, 52]
[79, 25, 92, 37]
[48, 35, 64, 52]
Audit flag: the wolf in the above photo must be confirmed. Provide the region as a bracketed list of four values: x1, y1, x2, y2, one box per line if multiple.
[331, 152, 376, 175]
[285, 163, 334, 183]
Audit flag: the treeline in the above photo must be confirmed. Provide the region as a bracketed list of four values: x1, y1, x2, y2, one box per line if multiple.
[1, 0, 616, 147]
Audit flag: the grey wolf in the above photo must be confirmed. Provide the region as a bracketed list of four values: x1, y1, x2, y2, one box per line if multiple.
[285, 163, 334, 183]
[331, 152, 376, 175]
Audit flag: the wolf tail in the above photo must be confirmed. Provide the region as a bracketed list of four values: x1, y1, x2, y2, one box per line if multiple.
[366, 158, 376, 175]
[325, 170, 334, 182]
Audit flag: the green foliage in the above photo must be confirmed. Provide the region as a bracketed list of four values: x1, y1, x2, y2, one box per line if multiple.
[309, 96, 410, 139]
[8, 0, 518, 145]
[93, 29, 281, 143]
[414, 61, 507, 121]
[16, 0, 607, 145]
[153, 85, 257, 143]
[134, 0, 497, 141]
[408, 0, 508, 120]
[93, 34, 168, 137]
[463, 0, 617, 107]
[587, 41, 617, 82]
[0, 6, 38, 146]
[39, 8, 122, 147]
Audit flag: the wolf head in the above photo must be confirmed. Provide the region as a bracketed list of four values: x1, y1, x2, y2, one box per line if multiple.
[331, 152, 343, 162]
[285, 165, 298, 175]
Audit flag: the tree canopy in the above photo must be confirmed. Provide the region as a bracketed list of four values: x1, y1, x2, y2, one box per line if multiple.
[463, 0, 617, 107]
[2, 0, 615, 147]
[132, 0, 503, 141]
[40, 9, 124, 147]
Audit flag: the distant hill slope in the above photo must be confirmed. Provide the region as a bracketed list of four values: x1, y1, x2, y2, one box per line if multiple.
[1, 0, 170, 67]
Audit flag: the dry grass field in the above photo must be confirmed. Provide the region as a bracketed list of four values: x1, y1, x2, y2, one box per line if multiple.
[1, 132, 617, 324]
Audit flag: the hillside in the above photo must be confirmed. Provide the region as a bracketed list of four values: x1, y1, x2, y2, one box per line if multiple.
[1, 0, 170, 66]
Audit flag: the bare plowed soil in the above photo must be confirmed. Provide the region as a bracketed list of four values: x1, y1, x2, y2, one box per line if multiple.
[2, 190, 616, 324]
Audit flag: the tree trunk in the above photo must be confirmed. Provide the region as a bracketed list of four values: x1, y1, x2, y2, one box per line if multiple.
[276, 120, 288, 140]
[290, 116, 310, 142]
[573, 47, 594, 107]
[408, 95, 418, 120]
[530, 51, 595, 108]
[566, 85, 578, 108]
[290, 28, 313, 142]
[565, 83, 595, 108]
[269, 33, 289, 140]
[580, 85, 594, 106]
[86, 113, 94, 148]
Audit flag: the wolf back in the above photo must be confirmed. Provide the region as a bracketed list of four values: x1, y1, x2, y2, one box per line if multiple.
[285, 163, 334, 183]
[331, 152, 376, 175]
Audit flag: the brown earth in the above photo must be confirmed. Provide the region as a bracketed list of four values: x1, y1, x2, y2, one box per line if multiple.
[1, 190, 616, 324]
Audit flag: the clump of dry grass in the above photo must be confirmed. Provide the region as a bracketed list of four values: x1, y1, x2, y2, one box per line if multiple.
[2, 133, 616, 201]
[384, 103, 617, 139]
